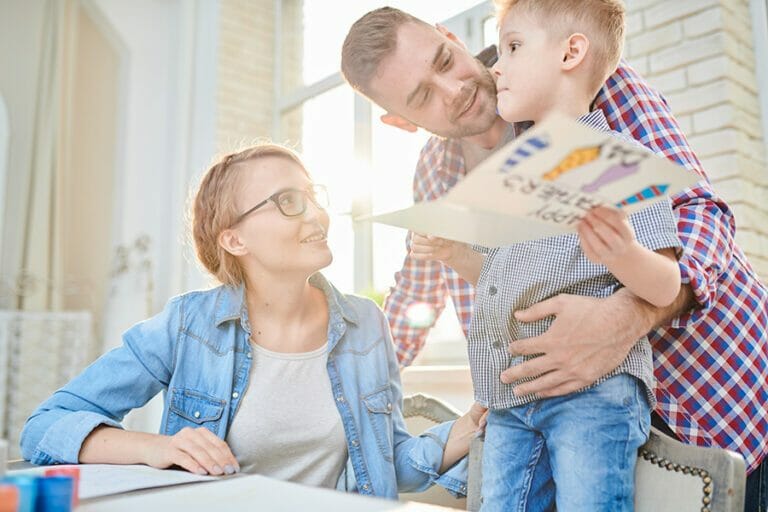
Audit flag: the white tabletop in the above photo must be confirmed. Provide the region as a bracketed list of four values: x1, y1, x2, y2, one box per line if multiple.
[77, 473, 457, 511]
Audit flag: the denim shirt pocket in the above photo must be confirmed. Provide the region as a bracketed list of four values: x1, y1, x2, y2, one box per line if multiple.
[363, 386, 394, 463]
[166, 388, 226, 435]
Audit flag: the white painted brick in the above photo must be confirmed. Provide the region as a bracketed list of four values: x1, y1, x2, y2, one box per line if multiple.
[682, 7, 724, 38]
[626, 0, 664, 13]
[703, 153, 768, 183]
[626, 56, 649, 76]
[649, 32, 724, 73]
[626, 11, 644, 37]
[688, 128, 747, 157]
[665, 79, 730, 116]
[687, 55, 757, 94]
[649, 67, 687, 94]
[628, 22, 682, 57]
[675, 114, 693, 136]
[644, 0, 719, 29]
[693, 103, 737, 133]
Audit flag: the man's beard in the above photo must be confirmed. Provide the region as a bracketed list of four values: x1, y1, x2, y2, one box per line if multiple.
[435, 62, 499, 139]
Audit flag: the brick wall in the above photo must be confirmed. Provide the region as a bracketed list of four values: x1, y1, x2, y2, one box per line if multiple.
[216, 0, 303, 154]
[625, 0, 768, 277]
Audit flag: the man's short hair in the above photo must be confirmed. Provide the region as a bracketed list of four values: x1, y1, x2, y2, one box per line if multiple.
[494, 0, 626, 95]
[341, 6, 428, 97]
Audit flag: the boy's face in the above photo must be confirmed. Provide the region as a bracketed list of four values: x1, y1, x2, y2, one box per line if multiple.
[493, 9, 565, 123]
[367, 22, 499, 138]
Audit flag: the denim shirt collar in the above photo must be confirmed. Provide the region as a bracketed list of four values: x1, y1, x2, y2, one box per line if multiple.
[212, 273, 359, 333]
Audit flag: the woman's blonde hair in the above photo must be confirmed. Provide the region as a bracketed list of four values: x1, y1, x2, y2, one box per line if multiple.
[191, 143, 306, 286]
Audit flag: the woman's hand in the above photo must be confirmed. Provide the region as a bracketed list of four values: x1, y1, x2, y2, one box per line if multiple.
[467, 402, 489, 432]
[143, 427, 240, 475]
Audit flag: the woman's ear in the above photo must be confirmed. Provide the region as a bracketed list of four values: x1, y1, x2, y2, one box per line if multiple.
[562, 33, 589, 71]
[218, 229, 248, 257]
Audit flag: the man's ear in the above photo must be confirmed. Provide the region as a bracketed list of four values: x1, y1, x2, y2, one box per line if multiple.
[218, 229, 248, 257]
[562, 33, 589, 71]
[435, 23, 467, 49]
[380, 112, 418, 133]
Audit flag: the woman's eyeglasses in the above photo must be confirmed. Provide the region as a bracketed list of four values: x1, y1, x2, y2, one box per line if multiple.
[230, 184, 329, 226]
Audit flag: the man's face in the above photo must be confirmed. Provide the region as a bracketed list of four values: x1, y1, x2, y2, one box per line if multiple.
[367, 22, 498, 139]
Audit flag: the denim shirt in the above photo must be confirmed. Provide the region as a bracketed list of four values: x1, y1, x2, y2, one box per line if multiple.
[20, 273, 468, 499]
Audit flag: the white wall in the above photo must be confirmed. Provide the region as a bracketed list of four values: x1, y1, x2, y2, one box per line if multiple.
[88, 0, 219, 310]
[0, 96, 8, 262]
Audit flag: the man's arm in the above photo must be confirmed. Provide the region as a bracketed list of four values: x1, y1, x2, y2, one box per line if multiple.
[500, 285, 694, 397]
[384, 237, 450, 366]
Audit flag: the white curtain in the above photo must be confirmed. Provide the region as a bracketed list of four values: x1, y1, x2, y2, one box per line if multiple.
[15, 0, 65, 312]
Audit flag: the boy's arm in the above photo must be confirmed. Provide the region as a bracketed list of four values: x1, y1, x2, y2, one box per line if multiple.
[578, 205, 681, 307]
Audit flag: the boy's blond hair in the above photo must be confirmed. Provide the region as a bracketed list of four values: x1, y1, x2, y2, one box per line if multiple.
[494, 0, 625, 96]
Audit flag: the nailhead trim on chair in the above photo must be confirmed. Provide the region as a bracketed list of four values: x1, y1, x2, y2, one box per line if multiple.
[640, 448, 713, 512]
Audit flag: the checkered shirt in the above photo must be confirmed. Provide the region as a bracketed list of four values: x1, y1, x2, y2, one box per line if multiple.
[382, 60, 768, 472]
[470, 110, 680, 409]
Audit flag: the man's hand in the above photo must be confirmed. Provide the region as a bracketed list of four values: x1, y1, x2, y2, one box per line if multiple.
[501, 291, 655, 397]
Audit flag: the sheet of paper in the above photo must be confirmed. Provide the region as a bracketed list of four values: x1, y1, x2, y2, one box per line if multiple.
[10, 463, 219, 499]
[369, 114, 700, 247]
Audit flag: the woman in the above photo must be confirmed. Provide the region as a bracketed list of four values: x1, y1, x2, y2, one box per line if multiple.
[20, 144, 485, 498]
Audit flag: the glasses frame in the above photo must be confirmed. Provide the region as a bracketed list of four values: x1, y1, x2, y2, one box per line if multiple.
[230, 184, 328, 226]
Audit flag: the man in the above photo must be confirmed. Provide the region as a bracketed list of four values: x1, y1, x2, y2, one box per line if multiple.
[341, 6, 768, 509]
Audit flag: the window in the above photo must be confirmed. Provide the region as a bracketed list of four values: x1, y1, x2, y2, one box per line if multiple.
[275, 1, 493, 366]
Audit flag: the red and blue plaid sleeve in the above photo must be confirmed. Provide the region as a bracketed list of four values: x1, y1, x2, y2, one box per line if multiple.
[596, 60, 737, 317]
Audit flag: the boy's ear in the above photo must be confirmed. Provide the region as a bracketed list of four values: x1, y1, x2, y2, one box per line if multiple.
[435, 23, 467, 49]
[380, 112, 418, 133]
[218, 229, 248, 257]
[562, 33, 589, 71]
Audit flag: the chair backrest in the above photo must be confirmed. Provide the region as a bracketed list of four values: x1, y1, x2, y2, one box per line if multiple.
[466, 426, 746, 511]
[401, 393, 467, 509]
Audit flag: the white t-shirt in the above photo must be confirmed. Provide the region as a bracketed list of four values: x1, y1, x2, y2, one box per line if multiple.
[225, 342, 348, 488]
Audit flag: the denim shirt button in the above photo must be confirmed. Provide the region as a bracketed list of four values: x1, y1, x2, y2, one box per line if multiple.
[232, 392, 239, 399]
[351, 439, 359, 447]
[362, 484, 370, 491]
[336, 395, 345, 403]
[193, 411, 201, 418]
[247, 352, 252, 358]
[386, 403, 392, 412]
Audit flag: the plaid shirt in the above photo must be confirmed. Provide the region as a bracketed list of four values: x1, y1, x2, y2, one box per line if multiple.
[470, 110, 681, 410]
[382, 60, 768, 472]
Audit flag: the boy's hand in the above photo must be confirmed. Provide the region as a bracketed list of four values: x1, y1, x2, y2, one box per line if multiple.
[577, 205, 640, 266]
[410, 233, 467, 265]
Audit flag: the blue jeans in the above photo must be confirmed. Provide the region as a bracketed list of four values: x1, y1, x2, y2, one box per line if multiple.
[480, 374, 651, 512]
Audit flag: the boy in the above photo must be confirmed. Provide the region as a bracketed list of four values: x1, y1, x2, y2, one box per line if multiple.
[411, 1, 682, 509]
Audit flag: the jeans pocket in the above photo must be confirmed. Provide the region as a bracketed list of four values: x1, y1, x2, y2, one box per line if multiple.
[166, 388, 225, 435]
[362, 387, 394, 462]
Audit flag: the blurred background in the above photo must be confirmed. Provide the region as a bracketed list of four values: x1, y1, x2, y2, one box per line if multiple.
[0, 0, 767, 457]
